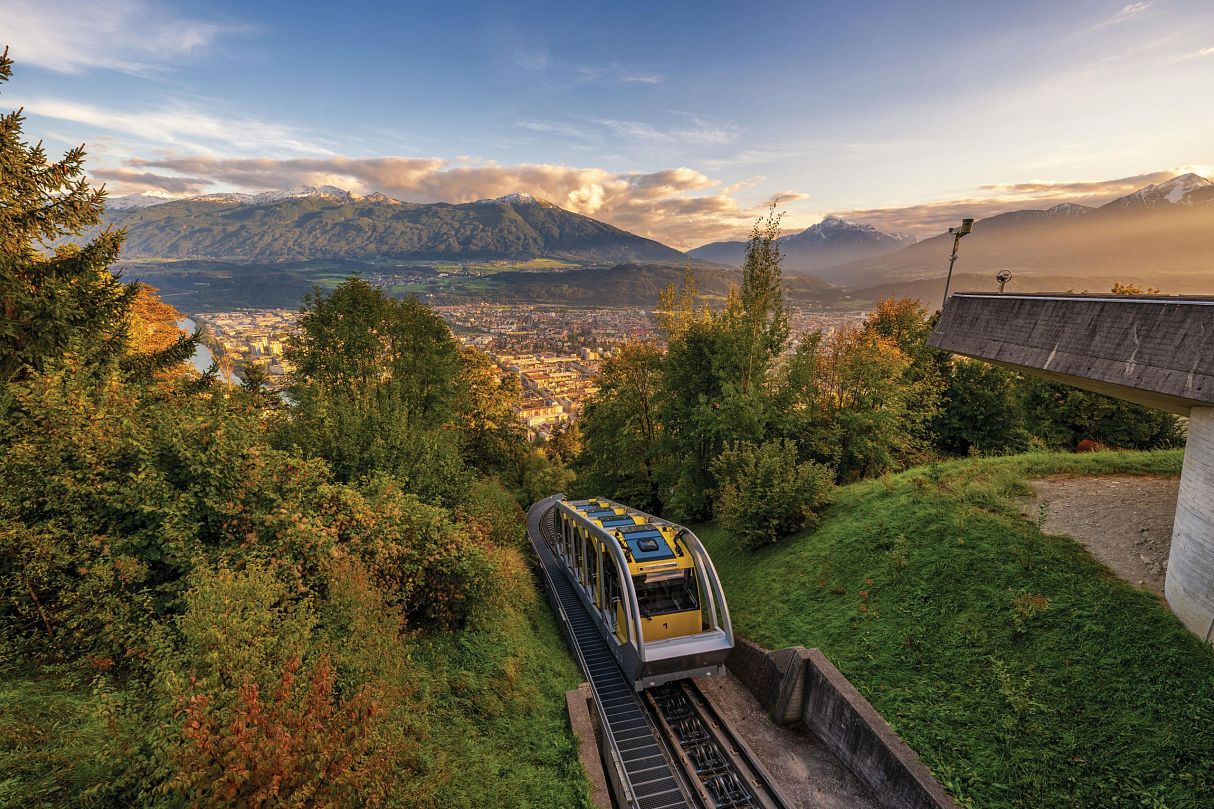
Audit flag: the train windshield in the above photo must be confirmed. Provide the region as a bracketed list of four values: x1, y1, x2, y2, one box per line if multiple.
[633, 570, 698, 617]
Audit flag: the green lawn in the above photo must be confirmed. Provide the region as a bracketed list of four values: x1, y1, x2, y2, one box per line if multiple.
[699, 450, 1214, 809]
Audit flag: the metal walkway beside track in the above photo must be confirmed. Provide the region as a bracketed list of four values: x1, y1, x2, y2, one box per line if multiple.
[528, 496, 691, 809]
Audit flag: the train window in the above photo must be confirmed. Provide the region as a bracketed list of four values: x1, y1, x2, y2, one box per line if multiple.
[633, 570, 698, 617]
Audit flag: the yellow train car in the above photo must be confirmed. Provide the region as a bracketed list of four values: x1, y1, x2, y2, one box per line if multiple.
[546, 496, 734, 690]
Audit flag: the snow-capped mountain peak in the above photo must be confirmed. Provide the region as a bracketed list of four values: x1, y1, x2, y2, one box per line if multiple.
[1107, 173, 1212, 209]
[1045, 202, 1093, 218]
[105, 190, 181, 210]
[1158, 173, 1210, 203]
[249, 185, 354, 205]
[471, 192, 553, 206]
[780, 215, 905, 246]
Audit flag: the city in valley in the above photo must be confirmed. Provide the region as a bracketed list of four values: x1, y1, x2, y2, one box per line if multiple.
[194, 301, 866, 438]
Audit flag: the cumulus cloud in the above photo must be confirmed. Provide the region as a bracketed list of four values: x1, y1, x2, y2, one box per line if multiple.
[106, 154, 762, 248]
[1, 0, 242, 75]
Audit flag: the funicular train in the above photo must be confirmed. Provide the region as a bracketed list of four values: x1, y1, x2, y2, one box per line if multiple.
[546, 496, 734, 690]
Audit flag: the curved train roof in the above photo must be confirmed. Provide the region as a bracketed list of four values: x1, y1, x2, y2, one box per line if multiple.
[561, 498, 691, 574]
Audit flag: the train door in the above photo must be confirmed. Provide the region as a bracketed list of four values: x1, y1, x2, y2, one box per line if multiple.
[587, 537, 600, 605]
[573, 527, 584, 584]
[602, 557, 627, 644]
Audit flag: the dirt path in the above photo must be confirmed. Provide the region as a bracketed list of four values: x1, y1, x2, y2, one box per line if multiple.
[1017, 475, 1179, 595]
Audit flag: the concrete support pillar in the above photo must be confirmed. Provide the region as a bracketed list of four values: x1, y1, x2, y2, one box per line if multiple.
[1166, 407, 1214, 643]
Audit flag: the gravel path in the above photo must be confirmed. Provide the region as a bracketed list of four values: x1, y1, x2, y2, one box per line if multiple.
[1017, 475, 1180, 595]
[696, 672, 879, 809]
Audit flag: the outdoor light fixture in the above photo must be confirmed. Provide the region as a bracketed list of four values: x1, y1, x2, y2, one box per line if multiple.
[996, 270, 1012, 293]
[942, 217, 974, 307]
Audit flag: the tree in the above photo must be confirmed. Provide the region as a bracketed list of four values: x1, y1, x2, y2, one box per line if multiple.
[1111, 282, 1160, 295]
[456, 345, 526, 479]
[281, 279, 469, 504]
[654, 210, 791, 520]
[577, 342, 665, 512]
[710, 439, 834, 549]
[0, 49, 192, 382]
[933, 358, 1031, 456]
[1019, 377, 1183, 451]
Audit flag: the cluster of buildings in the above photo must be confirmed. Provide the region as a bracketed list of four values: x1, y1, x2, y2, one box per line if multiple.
[496, 353, 603, 437]
[437, 304, 657, 437]
[193, 309, 298, 380]
[189, 301, 869, 436]
[435, 304, 657, 354]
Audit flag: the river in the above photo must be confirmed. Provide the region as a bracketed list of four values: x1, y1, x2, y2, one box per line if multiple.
[177, 318, 240, 382]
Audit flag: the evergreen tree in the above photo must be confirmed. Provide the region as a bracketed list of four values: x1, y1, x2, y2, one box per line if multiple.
[0, 49, 192, 383]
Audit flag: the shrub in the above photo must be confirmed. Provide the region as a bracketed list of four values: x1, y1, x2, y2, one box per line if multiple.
[710, 439, 835, 549]
[143, 564, 391, 809]
[349, 476, 495, 630]
[459, 477, 527, 550]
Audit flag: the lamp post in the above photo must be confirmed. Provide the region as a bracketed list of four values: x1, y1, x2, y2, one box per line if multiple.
[942, 217, 974, 308]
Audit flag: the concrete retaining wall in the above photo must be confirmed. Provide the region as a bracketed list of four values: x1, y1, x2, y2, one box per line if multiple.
[1167, 406, 1214, 640]
[727, 639, 957, 809]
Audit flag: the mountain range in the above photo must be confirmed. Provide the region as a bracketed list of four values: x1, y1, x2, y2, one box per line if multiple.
[824, 173, 1214, 291]
[97, 186, 685, 264]
[100, 173, 1214, 304]
[687, 215, 917, 272]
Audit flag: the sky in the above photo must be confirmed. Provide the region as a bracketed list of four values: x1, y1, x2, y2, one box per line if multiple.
[3, 0, 1213, 248]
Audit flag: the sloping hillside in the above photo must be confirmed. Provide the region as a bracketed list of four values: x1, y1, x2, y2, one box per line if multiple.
[822, 175, 1214, 291]
[699, 450, 1214, 809]
[96, 191, 687, 265]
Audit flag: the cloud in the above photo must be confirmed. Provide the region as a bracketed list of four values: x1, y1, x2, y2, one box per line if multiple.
[1, 0, 243, 75]
[107, 154, 766, 248]
[764, 190, 810, 207]
[89, 167, 210, 194]
[592, 117, 739, 146]
[1179, 47, 1214, 60]
[1111, 2, 1152, 23]
[16, 95, 330, 156]
[977, 171, 1174, 200]
[511, 44, 550, 72]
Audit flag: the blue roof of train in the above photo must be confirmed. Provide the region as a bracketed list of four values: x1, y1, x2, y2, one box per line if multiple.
[621, 528, 675, 562]
[599, 516, 636, 527]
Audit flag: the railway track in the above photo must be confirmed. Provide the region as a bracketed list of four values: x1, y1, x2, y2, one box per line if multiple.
[528, 498, 791, 809]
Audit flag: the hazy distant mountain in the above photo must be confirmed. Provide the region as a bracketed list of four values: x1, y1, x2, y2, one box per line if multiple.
[687, 215, 916, 272]
[95, 188, 686, 264]
[821, 173, 1214, 291]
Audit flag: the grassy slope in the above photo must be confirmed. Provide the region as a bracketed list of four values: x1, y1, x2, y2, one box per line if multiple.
[406, 552, 591, 809]
[0, 548, 590, 809]
[699, 450, 1214, 809]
